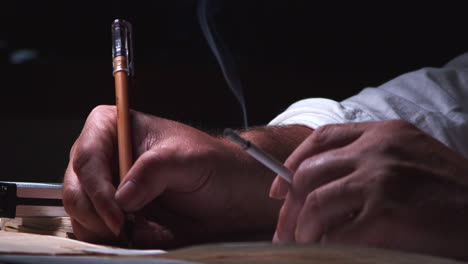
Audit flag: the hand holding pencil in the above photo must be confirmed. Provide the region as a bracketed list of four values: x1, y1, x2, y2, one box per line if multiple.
[62, 20, 311, 249]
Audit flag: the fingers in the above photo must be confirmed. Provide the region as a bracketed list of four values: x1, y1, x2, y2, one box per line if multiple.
[273, 149, 356, 242]
[70, 218, 117, 245]
[72, 150, 124, 235]
[275, 175, 364, 243]
[115, 150, 171, 212]
[292, 149, 356, 195]
[64, 159, 121, 244]
[63, 167, 112, 235]
[295, 177, 363, 243]
[285, 123, 367, 171]
[64, 105, 125, 236]
[270, 123, 368, 199]
[274, 192, 303, 242]
[269, 176, 289, 199]
[115, 141, 209, 212]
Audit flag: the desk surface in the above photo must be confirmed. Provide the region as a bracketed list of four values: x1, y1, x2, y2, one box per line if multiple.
[0, 231, 465, 264]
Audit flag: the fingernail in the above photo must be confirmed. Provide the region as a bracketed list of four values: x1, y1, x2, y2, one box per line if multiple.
[115, 181, 145, 212]
[269, 177, 288, 200]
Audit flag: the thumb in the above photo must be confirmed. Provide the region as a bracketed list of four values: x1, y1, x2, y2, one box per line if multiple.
[115, 151, 172, 212]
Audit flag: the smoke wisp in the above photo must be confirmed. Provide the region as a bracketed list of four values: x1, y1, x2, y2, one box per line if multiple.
[197, 0, 248, 129]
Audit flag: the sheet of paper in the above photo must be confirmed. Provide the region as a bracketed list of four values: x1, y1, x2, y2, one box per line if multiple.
[0, 231, 166, 256]
[79, 247, 166, 256]
[0, 255, 197, 264]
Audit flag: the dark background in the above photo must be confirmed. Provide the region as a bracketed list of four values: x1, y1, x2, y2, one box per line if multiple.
[1, 1, 467, 182]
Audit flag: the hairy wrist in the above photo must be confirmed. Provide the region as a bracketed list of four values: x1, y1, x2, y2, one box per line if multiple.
[217, 124, 313, 239]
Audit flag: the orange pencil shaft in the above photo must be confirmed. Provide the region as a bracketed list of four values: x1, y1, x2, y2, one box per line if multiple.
[114, 56, 133, 180]
[112, 19, 135, 247]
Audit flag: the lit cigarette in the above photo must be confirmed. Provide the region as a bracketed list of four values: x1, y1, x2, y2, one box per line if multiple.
[224, 128, 293, 183]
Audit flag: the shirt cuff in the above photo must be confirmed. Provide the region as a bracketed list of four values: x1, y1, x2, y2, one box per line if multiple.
[268, 98, 375, 129]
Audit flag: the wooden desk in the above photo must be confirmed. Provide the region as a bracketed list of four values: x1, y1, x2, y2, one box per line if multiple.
[0, 231, 465, 264]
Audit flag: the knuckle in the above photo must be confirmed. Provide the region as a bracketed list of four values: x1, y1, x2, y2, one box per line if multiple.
[369, 165, 400, 197]
[62, 187, 79, 210]
[139, 150, 168, 173]
[89, 105, 115, 118]
[310, 124, 335, 145]
[302, 191, 324, 235]
[69, 141, 78, 160]
[137, 151, 156, 169]
[292, 175, 307, 195]
[86, 105, 116, 134]
[370, 135, 403, 157]
[72, 148, 94, 177]
[153, 142, 196, 165]
[62, 188, 103, 224]
[304, 191, 322, 213]
[293, 159, 318, 194]
[72, 144, 108, 181]
[131, 152, 160, 186]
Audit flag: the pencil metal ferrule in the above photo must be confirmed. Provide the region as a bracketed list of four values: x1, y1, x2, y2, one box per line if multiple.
[112, 19, 134, 76]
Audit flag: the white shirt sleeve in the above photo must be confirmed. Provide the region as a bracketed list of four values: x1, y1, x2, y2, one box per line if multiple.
[269, 52, 468, 157]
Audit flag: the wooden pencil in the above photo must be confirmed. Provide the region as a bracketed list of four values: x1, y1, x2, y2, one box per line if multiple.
[112, 19, 135, 248]
[114, 56, 133, 179]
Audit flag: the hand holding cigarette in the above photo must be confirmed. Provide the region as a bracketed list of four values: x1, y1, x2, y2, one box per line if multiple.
[224, 128, 293, 183]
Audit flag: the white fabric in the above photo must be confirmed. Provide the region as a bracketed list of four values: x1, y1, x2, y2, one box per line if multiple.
[269, 52, 468, 157]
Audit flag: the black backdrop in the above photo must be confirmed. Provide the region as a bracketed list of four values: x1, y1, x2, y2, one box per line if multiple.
[1, 1, 468, 182]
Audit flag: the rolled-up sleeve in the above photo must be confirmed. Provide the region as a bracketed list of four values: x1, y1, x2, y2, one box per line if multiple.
[269, 52, 468, 157]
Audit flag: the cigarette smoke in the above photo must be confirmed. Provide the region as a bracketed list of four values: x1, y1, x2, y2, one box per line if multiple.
[197, 0, 248, 129]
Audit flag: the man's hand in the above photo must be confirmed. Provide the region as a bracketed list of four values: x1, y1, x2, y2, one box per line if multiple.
[270, 120, 468, 260]
[63, 105, 311, 248]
